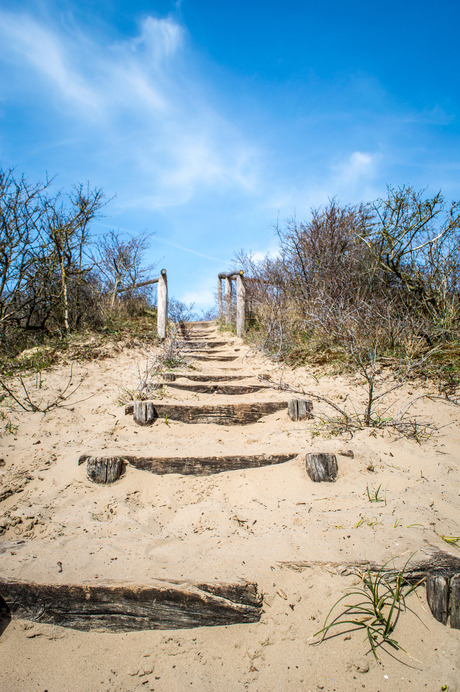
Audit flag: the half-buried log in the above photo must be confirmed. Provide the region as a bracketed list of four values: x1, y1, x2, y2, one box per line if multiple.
[305, 453, 338, 482]
[186, 341, 227, 348]
[129, 401, 289, 425]
[288, 399, 313, 421]
[172, 375, 248, 382]
[0, 578, 262, 631]
[183, 346, 222, 352]
[164, 383, 267, 394]
[278, 547, 460, 584]
[86, 457, 124, 484]
[192, 355, 238, 361]
[124, 453, 297, 475]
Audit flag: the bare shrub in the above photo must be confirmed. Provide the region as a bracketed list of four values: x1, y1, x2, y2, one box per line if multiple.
[359, 185, 460, 340]
[237, 191, 460, 365]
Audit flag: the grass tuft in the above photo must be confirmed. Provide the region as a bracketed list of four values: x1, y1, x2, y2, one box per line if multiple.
[311, 555, 423, 663]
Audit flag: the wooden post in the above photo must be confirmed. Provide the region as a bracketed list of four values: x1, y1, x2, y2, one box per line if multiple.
[426, 571, 450, 625]
[157, 269, 168, 339]
[133, 401, 157, 426]
[288, 399, 313, 421]
[218, 277, 223, 319]
[225, 277, 232, 324]
[236, 271, 245, 337]
[86, 457, 123, 484]
[305, 453, 338, 482]
[450, 573, 460, 629]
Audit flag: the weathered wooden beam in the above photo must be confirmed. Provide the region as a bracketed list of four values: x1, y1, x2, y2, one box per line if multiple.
[288, 399, 313, 421]
[0, 578, 263, 632]
[278, 548, 460, 583]
[86, 457, 124, 484]
[125, 453, 297, 475]
[118, 277, 160, 292]
[164, 383, 267, 394]
[167, 374, 248, 382]
[128, 401, 289, 425]
[191, 355, 238, 361]
[183, 347, 223, 353]
[305, 453, 338, 482]
[157, 269, 168, 340]
[183, 341, 228, 348]
[218, 271, 244, 279]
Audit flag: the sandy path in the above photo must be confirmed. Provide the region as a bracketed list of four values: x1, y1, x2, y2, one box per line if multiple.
[0, 321, 460, 691]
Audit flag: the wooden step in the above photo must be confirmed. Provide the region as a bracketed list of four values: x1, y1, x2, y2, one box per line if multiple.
[183, 348, 225, 353]
[0, 578, 262, 631]
[166, 374, 248, 382]
[124, 453, 297, 475]
[192, 355, 238, 361]
[182, 341, 228, 348]
[164, 383, 267, 394]
[126, 401, 289, 425]
[180, 329, 215, 335]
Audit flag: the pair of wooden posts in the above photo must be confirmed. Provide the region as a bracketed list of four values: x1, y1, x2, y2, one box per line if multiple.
[217, 270, 246, 338]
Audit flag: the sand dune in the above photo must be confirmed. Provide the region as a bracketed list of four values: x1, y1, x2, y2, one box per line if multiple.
[1, 322, 459, 691]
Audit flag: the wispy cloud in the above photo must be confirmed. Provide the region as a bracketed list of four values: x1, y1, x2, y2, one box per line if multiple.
[0, 4, 456, 312]
[330, 150, 381, 199]
[0, 9, 261, 206]
[0, 10, 101, 112]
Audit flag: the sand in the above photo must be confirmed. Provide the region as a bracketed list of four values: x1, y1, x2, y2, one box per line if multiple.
[0, 321, 459, 691]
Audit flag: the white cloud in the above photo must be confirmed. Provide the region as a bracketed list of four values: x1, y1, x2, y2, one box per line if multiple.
[333, 151, 378, 186]
[0, 10, 261, 206]
[0, 11, 101, 112]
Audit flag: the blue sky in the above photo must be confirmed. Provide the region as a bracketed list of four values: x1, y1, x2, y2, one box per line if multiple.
[0, 0, 459, 309]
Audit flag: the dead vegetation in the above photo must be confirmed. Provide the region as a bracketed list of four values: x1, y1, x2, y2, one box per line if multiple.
[234, 187, 460, 408]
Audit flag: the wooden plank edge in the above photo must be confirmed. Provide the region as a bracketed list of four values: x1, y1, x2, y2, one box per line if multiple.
[0, 578, 263, 632]
[78, 453, 298, 475]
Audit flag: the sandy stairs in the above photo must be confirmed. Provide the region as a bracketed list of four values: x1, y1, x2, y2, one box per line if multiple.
[122, 321, 295, 474]
[1, 321, 298, 632]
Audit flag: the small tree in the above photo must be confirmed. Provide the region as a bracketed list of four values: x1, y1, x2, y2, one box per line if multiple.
[359, 185, 460, 336]
[0, 169, 53, 337]
[0, 168, 108, 343]
[96, 229, 159, 309]
[43, 184, 105, 332]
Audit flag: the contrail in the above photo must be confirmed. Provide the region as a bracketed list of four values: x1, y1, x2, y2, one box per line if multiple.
[152, 236, 225, 263]
[95, 223, 225, 264]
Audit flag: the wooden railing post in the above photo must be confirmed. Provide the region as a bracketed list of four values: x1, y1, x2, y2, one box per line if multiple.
[157, 269, 168, 339]
[217, 277, 223, 319]
[225, 277, 232, 324]
[236, 271, 245, 337]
